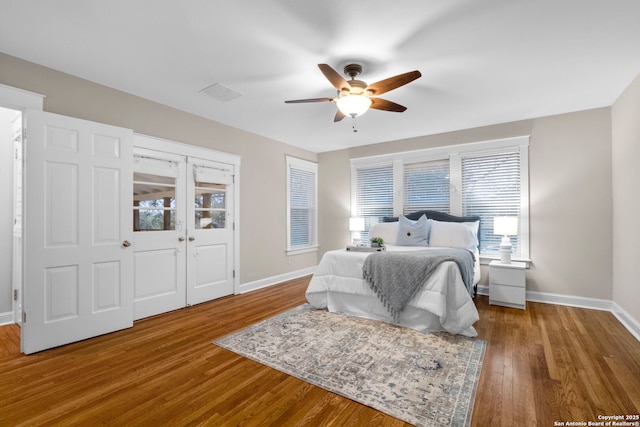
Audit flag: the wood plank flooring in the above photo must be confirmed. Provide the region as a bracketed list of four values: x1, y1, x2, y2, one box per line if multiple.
[1, 276, 639, 426]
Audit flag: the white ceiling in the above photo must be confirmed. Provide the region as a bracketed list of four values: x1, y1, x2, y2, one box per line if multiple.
[1, 1, 639, 153]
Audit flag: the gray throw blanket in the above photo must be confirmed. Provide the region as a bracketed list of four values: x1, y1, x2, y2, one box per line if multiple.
[362, 248, 475, 322]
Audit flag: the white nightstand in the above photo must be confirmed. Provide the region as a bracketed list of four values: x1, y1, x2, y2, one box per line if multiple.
[489, 260, 526, 309]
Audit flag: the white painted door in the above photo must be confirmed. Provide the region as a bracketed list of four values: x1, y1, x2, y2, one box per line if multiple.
[186, 159, 234, 305]
[22, 110, 133, 354]
[132, 151, 187, 320]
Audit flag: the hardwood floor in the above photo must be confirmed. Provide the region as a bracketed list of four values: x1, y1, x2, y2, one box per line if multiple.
[1, 276, 639, 426]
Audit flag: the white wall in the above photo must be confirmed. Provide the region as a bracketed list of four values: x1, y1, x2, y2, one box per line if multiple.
[318, 108, 614, 301]
[0, 52, 318, 287]
[612, 71, 640, 326]
[0, 107, 15, 313]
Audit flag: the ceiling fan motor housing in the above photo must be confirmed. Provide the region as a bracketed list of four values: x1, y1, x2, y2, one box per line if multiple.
[340, 80, 367, 96]
[342, 64, 371, 95]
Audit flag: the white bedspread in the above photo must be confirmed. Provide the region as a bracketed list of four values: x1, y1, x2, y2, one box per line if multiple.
[305, 246, 480, 337]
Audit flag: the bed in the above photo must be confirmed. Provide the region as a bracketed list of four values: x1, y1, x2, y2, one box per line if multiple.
[305, 211, 481, 337]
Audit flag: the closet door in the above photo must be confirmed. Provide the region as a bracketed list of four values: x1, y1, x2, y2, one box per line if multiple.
[186, 160, 235, 305]
[132, 152, 187, 320]
[22, 110, 133, 354]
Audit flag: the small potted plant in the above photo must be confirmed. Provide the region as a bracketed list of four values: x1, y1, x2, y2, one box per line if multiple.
[370, 236, 385, 247]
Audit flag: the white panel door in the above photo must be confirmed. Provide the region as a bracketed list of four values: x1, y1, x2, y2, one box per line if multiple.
[22, 110, 133, 354]
[132, 152, 187, 320]
[186, 160, 234, 305]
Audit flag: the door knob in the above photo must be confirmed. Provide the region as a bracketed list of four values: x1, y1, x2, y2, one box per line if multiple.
[178, 236, 185, 242]
[188, 236, 195, 241]
[122, 240, 132, 248]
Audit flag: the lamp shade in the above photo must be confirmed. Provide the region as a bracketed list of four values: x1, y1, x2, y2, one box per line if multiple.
[349, 217, 365, 232]
[336, 95, 372, 118]
[494, 216, 518, 236]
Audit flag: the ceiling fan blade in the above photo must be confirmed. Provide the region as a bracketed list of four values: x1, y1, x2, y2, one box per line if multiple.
[284, 97, 334, 104]
[370, 98, 407, 112]
[366, 70, 422, 95]
[318, 64, 351, 91]
[334, 110, 346, 122]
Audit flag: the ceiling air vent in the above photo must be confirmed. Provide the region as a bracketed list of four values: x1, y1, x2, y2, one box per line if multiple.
[199, 83, 243, 102]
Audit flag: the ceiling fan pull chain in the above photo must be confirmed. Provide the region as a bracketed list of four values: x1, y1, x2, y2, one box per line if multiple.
[352, 117, 358, 132]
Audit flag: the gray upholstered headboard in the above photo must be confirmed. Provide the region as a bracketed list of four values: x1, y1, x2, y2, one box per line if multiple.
[383, 210, 482, 249]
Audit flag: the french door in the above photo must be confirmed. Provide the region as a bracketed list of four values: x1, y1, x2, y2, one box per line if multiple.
[132, 149, 235, 319]
[186, 160, 235, 305]
[132, 151, 187, 319]
[22, 110, 134, 354]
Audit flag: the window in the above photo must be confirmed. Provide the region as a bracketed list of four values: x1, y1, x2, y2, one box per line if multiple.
[194, 181, 227, 229]
[462, 150, 521, 255]
[350, 136, 529, 261]
[133, 155, 180, 232]
[286, 156, 318, 255]
[134, 172, 177, 231]
[192, 164, 233, 229]
[354, 165, 394, 242]
[403, 159, 450, 215]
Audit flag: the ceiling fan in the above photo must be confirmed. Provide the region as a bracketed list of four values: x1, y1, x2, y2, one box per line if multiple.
[285, 63, 422, 122]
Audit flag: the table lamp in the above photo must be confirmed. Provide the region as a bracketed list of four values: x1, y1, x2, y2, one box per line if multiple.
[349, 217, 365, 245]
[494, 216, 518, 264]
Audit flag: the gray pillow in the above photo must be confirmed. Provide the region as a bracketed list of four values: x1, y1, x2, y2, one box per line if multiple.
[395, 214, 430, 246]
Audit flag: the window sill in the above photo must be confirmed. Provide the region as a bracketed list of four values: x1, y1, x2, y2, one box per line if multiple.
[286, 245, 319, 256]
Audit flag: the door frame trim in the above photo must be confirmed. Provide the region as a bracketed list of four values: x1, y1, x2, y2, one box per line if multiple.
[0, 84, 44, 326]
[134, 134, 240, 166]
[0, 83, 44, 111]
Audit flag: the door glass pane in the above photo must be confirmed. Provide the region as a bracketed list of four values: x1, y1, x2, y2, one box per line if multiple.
[195, 181, 226, 229]
[134, 172, 177, 231]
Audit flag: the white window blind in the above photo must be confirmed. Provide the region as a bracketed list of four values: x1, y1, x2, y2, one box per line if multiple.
[134, 155, 179, 178]
[462, 150, 521, 256]
[192, 164, 233, 185]
[350, 136, 529, 261]
[286, 157, 317, 254]
[354, 165, 394, 242]
[403, 160, 450, 214]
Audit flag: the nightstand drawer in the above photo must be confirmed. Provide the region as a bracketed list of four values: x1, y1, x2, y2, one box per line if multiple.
[490, 283, 526, 309]
[490, 265, 526, 288]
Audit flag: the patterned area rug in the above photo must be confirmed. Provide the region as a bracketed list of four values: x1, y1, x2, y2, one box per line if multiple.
[214, 305, 485, 427]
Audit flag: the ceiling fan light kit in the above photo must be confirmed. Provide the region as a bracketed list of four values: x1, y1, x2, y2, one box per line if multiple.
[285, 63, 421, 128]
[336, 95, 372, 118]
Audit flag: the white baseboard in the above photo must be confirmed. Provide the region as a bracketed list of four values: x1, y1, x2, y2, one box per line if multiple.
[476, 285, 638, 341]
[239, 267, 316, 294]
[0, 311, 14, 326]
[611, 302, 640, 342]
[525, 290, 612, 311]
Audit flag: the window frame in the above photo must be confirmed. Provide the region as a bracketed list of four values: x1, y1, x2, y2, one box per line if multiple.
[350, 136, 530, 264]
[286, 156, 318, 255]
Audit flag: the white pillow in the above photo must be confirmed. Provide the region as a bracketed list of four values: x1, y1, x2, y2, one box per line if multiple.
[428, 219, 479, 250]
[395, 215, 430, 246]
[368, 222, 399, 245]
